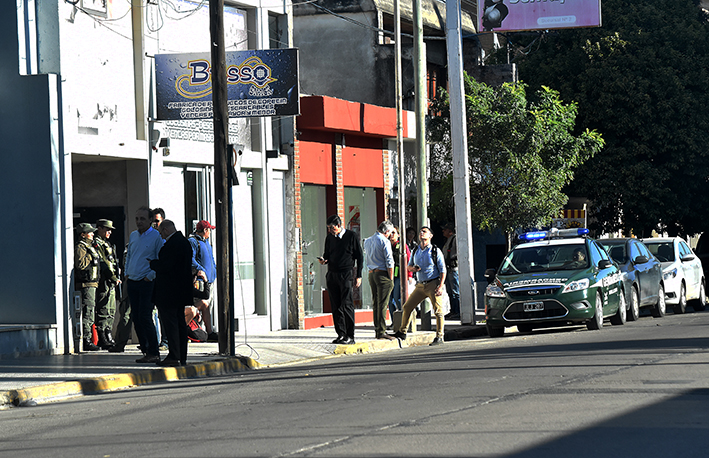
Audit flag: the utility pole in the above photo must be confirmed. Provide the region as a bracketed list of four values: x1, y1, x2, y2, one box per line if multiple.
[209, 0, 234, 354]
[446, 0, 477, 324]
[414, 0, 427, 230]
[395, 0, 407, 305]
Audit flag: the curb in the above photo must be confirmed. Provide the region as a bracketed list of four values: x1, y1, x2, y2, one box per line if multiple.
[1, 356, 260, 408]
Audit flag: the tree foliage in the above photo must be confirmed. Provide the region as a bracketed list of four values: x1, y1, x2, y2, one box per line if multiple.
[428, 75, 604, 235]
[508, 0, 709, 236]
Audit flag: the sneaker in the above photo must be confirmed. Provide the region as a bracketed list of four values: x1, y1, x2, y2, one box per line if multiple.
[392, 331, 407, 340]
[430, 337, 444, 346]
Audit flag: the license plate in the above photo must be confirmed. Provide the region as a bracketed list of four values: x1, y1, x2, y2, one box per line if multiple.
[523, 301, 544, 312]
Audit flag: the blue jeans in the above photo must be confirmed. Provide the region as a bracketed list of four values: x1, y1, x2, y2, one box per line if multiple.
[127, 279, 159, 356]
[389, 276, 402, 320]
[446, 269, 460, 315]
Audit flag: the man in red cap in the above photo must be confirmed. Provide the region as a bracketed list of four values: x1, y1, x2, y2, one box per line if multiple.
[189, 220, 218, 341]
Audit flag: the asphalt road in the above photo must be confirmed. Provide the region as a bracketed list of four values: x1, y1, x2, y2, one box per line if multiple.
[2, 310, 709, 458]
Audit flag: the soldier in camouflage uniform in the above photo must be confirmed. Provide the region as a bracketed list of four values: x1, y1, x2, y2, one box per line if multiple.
[75, 223, 100, 351]
[94, 219, 121, 349]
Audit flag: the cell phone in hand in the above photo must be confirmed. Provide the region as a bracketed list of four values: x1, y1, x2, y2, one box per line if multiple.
[317, 256, 325, 261]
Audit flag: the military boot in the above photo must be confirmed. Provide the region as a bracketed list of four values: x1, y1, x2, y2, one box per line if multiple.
[83, 338, 100, 352]
[97, 329, 111, 350]
[104, 329, 116, 347]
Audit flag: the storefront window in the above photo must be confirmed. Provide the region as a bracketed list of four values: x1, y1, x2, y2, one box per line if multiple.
[301, 184, 327, 315]
[344, 187, 377, 309]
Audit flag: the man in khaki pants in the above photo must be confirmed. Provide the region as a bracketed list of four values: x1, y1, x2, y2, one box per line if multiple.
[391, 227, 447, 345]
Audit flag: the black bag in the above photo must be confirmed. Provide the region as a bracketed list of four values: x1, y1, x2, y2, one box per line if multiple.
[193, 277, 210, 300]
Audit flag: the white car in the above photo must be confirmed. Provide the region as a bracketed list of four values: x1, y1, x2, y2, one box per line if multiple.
[640, 237, 706, 314]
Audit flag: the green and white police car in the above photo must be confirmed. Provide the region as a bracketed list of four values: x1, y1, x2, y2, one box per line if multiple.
[484, 228, 625, 338]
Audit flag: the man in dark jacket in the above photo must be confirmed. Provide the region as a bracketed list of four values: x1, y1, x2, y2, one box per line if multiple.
[318, 214, 363, 345]
[150, 220, 194, 366]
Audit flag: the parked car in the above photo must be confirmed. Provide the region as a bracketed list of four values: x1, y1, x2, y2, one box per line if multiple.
[694, 232, 709, 288]
[484, 228, 625, 338]
[598, 238, 664, 320]
[640, 237, 706, 313]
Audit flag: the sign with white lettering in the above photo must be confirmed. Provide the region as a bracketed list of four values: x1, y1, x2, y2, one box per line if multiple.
[478, 0, 601, 33]
[155, 49, 299, 120]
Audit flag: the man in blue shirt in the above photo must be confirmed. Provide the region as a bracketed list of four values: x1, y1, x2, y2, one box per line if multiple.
[364, 221, 396, 340]
[124, 206, 164, 363]
[189, 220, 217, 341]
[392, 226, 447, 345]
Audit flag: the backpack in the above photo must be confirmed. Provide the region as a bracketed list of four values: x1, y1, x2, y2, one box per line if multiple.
[411, 243, 440, 268]
[187, 319, 208, 342]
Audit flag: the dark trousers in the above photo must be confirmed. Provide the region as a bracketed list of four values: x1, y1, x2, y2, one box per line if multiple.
[326, 270, 355, 339]
[112, 292, 132, 349]
[157, 304, 188, 364]
[369, 271, 394, 337]
[127, 279, 159, 356]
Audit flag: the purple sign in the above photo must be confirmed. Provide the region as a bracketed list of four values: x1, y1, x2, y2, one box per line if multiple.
[478, 0, 602, 33]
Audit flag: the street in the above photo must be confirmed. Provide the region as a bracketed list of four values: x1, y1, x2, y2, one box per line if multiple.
[2, 310, 709, 458]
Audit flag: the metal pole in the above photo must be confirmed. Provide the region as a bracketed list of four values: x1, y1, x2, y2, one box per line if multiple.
[445, 0, 477, 324]
[209, 0, 233, 354]
[413, 0, 427, 230]
[395, 0, 407, 311]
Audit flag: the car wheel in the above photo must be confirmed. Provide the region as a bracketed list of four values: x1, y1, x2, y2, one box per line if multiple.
[673, 283, 687, 314]
[587, 293, 604, 331]
[610, 290, 626, 325]
[517, 324, 534, 333]
[652, 284, 667, 318]
[627, 287, 640, 322]
[692, 282, 706, 312]
[486, 323, 504, 338]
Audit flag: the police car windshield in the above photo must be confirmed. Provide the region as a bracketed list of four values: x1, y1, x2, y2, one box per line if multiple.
[499, 243, 589, 275]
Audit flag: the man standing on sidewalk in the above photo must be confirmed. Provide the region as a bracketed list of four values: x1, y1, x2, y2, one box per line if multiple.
[189, 220, 218, 342]
[318, 215, 363, 345]
[94, 219, 120, 349]
[74, 223, 100, 352]
[150, 220, 193, 366]
[392, 227, 447, 345]
[364, 221, 396, 340]
[124, 206, 164, 363]
[442, 222, 460, 321]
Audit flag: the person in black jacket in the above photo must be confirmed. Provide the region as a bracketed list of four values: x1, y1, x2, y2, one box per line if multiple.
[149, 220, 194, 366]
[318, 215, 363, 345]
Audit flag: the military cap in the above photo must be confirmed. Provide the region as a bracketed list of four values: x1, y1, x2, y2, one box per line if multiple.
[77, 223, 97, 234]
[96, 219, 116, 230]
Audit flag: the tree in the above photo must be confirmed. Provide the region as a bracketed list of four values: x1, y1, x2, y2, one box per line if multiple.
[508, 0, 709, 236]
[428, 75, 604, 239]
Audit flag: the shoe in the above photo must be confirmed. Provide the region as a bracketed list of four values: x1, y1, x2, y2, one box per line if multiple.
[107, 345, 125, 353]
[377, 334, 396, 341]
[156, 358, 181, 367]
[340, 337, 355, 345]
[97, 329, 111, 350]
[430, 337, 444, 346]
[207, 332, 219, 342]
[135, 354, 160, 363]
[447, 314, 460, 321]
[83, 340, 100, 352]
[104, 329, 116, 347]
[332, 336, 345, 344]
[391, 331, 407, 340]
[444, 312, 453, 319]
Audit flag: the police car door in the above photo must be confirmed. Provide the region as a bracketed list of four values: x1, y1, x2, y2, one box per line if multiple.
[590, 240, 619, 313]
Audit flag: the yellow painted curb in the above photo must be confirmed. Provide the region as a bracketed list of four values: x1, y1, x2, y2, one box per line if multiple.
[1, 356, 260, 408]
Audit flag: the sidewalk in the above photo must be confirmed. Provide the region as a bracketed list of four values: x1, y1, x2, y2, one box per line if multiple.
[0, 322, 486, 408]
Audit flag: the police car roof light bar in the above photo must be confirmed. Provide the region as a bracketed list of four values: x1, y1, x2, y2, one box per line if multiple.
[519, 227, 589, 242]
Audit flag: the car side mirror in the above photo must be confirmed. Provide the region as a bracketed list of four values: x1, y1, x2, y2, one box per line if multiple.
[598, 259, 613, 269]
[681, 254, 695, 262]
[484, 268, 496, 283]
[634, 255, 649, 264]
